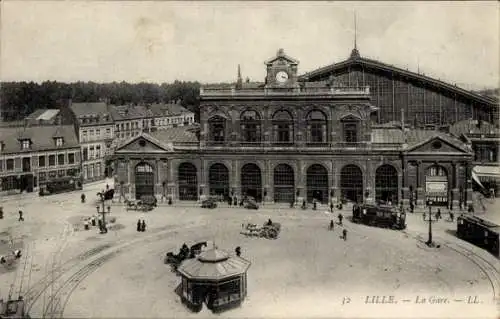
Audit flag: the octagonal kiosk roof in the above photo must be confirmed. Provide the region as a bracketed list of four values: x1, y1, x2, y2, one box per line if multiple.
[178, 248, 251, 281]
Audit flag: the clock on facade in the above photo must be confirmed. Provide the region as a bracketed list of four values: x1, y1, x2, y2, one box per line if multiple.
[275, 71, 289, 83]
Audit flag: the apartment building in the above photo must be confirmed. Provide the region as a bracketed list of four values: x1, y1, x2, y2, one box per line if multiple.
[150, 103, 195, 129]
[70, 102, 114, 182]
[450, 119, 500, 194]
[109, 104, 158, 143]
[0, 125, 80, 194]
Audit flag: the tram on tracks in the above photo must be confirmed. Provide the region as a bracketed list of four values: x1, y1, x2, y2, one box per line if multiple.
[456, 215, 500, 257]
[352, 204, 406, 230]
[38, 176, 83, 196]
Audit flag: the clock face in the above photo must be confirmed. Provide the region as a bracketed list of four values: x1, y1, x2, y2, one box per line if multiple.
[275, 71, 289, 83]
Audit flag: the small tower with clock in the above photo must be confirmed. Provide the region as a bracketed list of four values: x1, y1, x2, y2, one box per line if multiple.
[264, 48, 299, 88]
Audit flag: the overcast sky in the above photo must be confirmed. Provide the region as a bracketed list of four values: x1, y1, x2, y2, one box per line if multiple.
[1, 1, 498, 90]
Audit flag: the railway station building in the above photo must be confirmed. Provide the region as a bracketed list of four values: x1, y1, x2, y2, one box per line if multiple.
[113, 48, 499, 209]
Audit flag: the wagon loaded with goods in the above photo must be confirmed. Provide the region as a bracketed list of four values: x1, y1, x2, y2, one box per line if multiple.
[125, 195, 157, 212]
[240, 221, 281, 239]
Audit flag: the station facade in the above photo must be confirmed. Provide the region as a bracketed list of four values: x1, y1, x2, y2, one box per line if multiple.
[113, 49, 477, 208]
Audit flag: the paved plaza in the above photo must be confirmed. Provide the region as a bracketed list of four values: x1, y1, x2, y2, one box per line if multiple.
[0, 181, 499, 318]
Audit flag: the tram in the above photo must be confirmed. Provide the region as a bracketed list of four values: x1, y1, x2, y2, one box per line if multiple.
[352, 204, 406, 230]
[39, 176, 83, 196]
[0, 297, 29, 318]
[456, 215, 499, 257]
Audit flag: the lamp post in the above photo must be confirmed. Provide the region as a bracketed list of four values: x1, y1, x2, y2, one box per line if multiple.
[424, 199, 438, 246]
[96, 191, 111, 234]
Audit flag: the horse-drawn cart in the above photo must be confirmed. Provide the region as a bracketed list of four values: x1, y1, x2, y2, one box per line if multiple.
[125, 197, 156, 212]
[164, 242, 208, 272]
[240, 222, 281, 239]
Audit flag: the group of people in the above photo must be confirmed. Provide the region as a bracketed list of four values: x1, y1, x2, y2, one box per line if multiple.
[137, 219, 147, 232]
[328, 213, 348, 240]
[83, 215, 108, 233]
[422, 208, 455, 222]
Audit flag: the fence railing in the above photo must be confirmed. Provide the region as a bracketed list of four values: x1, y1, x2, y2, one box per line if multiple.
[200, 86, 370, 97]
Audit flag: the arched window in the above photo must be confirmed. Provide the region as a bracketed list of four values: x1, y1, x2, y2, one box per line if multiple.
[272, 110, 293, 144]
[240, 110, 261, 143]
[306, 110, 327, 143]
[208, 116, 225, 143]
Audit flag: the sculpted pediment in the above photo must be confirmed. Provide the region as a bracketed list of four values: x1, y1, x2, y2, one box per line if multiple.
[406, 136, 469, 154]
[115, 134, 173, 154]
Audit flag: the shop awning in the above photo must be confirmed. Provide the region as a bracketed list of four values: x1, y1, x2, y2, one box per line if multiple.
[472, 166, 500, 188]
[473, 166, 500, 178]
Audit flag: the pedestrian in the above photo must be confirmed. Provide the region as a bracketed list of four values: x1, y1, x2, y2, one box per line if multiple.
[18, 210, 24, 222]
[449, 212, 454, 222]
[338, 213, 343, 226]
[81, 193, 86, 203]
[235, 246, 241, 257]
[436, 208, 441, 220]
[141, 219, 146, 232]
[106, 184, 109, 190]
[290, 199, 294, 208]
[0, 206, 3, 219]
[302, 200, 306, 210]
[423, 212, 426, 220]
[233, 197, 237, 206]
[137, 219, 141, 232]
[330, 201, 334, 213]
[410, 202, 414, 213]
[84, 219, 89, 230]
[342, 228, 347, 241]
[313, 200, 317, 211]
[91, 216, 96, 226]
[329, 220, 334, 231]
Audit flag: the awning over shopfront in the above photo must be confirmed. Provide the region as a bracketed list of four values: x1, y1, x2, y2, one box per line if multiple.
[472, 165, 500, 188]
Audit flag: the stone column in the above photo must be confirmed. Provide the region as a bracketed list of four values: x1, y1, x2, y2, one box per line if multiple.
[451, 161, 459, 209]
[365, 159, 375, 204]
[265, 160, 272, 203]
[168, 159, 176, 201]
[230, 109, 238, 146]
[128, 160, 135, 200]
[331, 160, 339, 204]
[465, 162, 473, 207]
[232, 159, 241, 198]
[296, 159, 304, 204]
[154, 158, 161, 199]
[199, 159, 207, 201]
[401, 160, 410, 206]
[416, 161, 425, 208]
[263, 107, 271, 147]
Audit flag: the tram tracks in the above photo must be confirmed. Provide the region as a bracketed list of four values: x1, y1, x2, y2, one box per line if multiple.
[440, 240, 500, 301]
[24, 221, 208, 318]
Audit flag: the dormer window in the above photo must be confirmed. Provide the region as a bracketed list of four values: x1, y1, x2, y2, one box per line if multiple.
[55, 137, 64, 147]
[21, 139, 31, 150]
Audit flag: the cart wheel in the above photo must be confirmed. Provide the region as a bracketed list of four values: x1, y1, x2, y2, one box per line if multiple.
[269, 230, 278, 239]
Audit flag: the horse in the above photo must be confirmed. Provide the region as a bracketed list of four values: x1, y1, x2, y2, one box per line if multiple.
[189, 242, 208, 258]
[0, 250, 22, 266]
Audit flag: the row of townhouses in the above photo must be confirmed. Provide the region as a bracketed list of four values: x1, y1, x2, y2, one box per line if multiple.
[0, 103, 195, 194]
